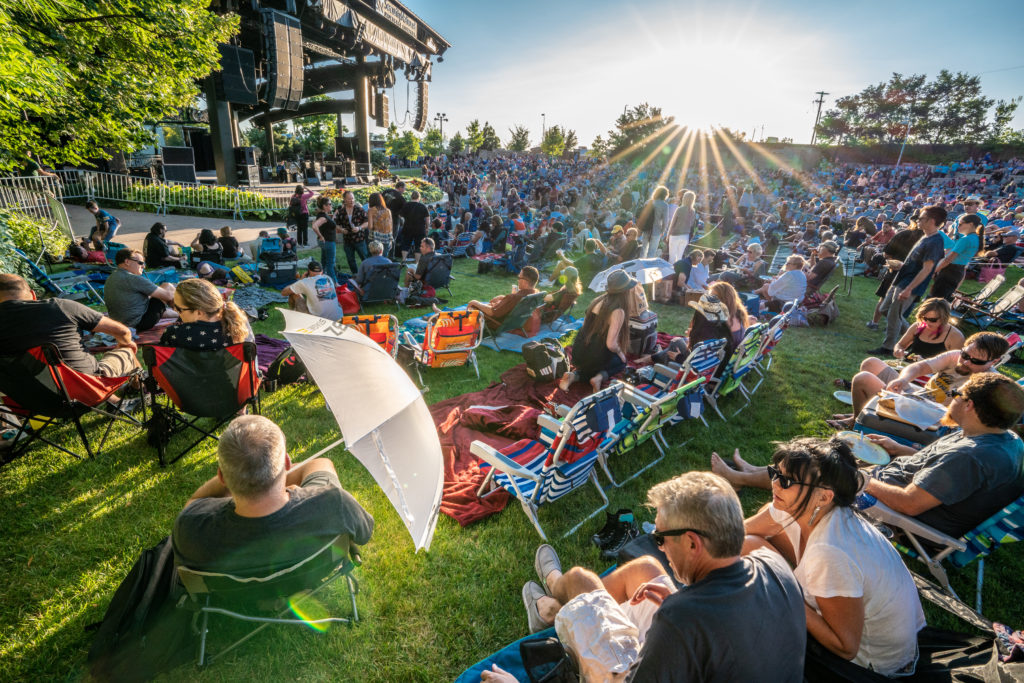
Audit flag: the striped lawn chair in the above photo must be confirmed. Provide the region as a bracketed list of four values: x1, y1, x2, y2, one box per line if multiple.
[472, 386, 621, 540]
[858, 492, 1024, 615]
[597, 377, 707, 487]
[636, 337, 727, 428]
[750, 301, 798, 394]
[704, 324, 768, 420]
[954, 283, 1024, 330]
[450, 232, 474, 257]
[951, 273, 1004, 314]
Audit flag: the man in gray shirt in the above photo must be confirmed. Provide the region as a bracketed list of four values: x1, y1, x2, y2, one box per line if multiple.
[354, 240, 392, 292]
[103, 249, 176, 331]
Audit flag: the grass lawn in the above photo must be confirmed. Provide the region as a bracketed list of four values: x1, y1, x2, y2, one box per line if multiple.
[390, 168, 423, 178]
[1, 253, 1022, 681]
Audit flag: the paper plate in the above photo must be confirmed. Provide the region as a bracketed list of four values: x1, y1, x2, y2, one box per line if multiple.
[833, 390, 853, 405]
[835, 431, 890, 466]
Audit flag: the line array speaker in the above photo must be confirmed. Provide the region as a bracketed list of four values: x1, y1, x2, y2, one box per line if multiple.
[162, 146, 195, 166]
[375, 92, 389, 128]
[260, 9, 304, 111]
[163, 164, 198, 184]
[413, 81, 428, 132]
[215, 45, 258, 106]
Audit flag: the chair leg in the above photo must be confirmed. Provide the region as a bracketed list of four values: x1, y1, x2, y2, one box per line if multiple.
[520, 498, 548, 540]
[561, 471, 609, 539]
[72, 414, 94, 458]
[975, 559, 984, 614]
[197, 600, 211, 667]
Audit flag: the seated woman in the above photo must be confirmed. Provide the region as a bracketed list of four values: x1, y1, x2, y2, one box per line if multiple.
[160, 278, 252, 351]
[276, 227, 297, 254]
[218, 226, 241, 259]
[538, 266, 582, 325]
[892, 297, 964, 361]
[711, 243, 766, 290]
[687, 282, 750, 362]
[143, 222, 184, 269]
[743, 437, 925, 676]
[190, 228, 223, 264]
[559, 270, 641, 392]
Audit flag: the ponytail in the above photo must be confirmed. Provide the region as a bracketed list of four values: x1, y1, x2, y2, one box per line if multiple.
[221, 301, 249, 344]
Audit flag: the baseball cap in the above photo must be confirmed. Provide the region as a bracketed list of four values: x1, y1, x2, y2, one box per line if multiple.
[307, 260, 323, 272]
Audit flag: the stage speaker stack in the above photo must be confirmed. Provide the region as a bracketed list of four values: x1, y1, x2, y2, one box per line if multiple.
[162, 146, 197, 184]
[260, 9, 304, 111]
[214, 45, 258, 106]
[375, 92, 389, 128]
[234, 147, 260, 186]
[413, 81, 428, 132]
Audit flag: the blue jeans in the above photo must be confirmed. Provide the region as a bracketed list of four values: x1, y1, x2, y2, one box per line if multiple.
[320, 240, 337, 282]
[343, 240, 368, 274]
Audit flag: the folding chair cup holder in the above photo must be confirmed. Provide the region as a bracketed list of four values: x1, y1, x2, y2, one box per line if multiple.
[178, 535, 362, 667]
[142, 343, 261, 467]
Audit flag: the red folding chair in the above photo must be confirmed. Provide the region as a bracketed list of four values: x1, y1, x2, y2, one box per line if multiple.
[142, 343, 261, 466]
[0, 344, 141, 463]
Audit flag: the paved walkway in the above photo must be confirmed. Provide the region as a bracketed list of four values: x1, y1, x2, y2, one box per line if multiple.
[65, 204, 284, 252]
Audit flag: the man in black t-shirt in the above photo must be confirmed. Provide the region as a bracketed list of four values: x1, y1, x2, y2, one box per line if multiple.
[173, 415, 373, 575]
[398, 190, 430, 261]
[0, 274, 138, 377]
[383, 181, 406, 237]
[510, 472, 805, 682]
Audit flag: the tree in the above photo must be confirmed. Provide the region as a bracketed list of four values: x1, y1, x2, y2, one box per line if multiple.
[606, 103, 675, 159]
[541, 125, 565, 157]
[384, 123, 401, 156]
[465, 119, 484, 153]
[421, 127, 445, 156]
[243, 123, 298, 159]
[447, 131, 466, 156]
[391, 130, 422, 162]
[588, 134, 609, 159]
[480, 121, 501, 151]
[292, 95, 340, 154]
[507, 125, 531, 152]
[0, 0, 238, 172]
[564, 129, 578, 151]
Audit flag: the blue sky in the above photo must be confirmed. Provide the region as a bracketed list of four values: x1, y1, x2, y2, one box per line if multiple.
[390, 0, 1024, 146]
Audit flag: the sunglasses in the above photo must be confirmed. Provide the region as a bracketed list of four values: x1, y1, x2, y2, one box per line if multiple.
[960, 350, 991, 365]
[767, 465, 832, 491]
[948, 388, 966, 401]
[171, 302, 194, 313]
[129, 258, 145, 266]
[652, 528, 707, 547]
[920, 316, 941, 323]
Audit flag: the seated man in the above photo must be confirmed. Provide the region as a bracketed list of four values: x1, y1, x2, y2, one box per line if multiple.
[355, 240, 392, 293]
[711, 372, 1024, 540]
[0, 273, 138, 377]
[173, 415, 374, 574]
[282, 260, 343, 321]
[804, 240, 839, 294]
[491, 472, 805, 682]
[467, 266, 541, 331]
[403, 237, 445, 289]
[753, 254, 806, 312]
[103, 249, 177, 332]
[829, 331, 1008, 429]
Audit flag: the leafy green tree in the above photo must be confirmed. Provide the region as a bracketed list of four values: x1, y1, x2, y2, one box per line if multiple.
[448, 131, 466, 155]
[606, 103, 674, 159]
[541, 125, 565, 157]
[0, 0, 238, 172]
[507, 125, 531, 152]
[243, 123, 298, 159]
[392, 130, 422, 161]
[384, 123, 401, 156]
[564, 129, 578, 151]
[588, 134, 609, 159]
[480, 121, 501, 151]
[371, 149, 388, 171]
[421, 127, 445, 156]
[465, 119, 484, 153]
[292, 95, 340, 154]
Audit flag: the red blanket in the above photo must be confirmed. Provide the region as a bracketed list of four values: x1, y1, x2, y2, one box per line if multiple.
[432, 364, 592, 526]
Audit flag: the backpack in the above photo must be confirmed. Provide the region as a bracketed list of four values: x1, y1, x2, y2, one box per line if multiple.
[263, 347, 307, 392]
[287, 194, 303, 225]
[523, 339, 568, 382]
[87, 536, 194, 682]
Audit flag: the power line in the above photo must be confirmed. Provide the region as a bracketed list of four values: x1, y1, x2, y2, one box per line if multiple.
[810, 90, 829, 145]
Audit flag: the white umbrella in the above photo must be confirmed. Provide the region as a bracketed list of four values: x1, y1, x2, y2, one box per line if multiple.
[589, 258, 675, 292]
[282, 309, 443, 552]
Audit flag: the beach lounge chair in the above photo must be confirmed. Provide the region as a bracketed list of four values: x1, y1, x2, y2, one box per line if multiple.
[954, 282, 1024, 330]
[703, 324, 768, 419]
[340, 314, 399, 358]
[402, 308, 484, 388]
[483, 292, 548, 350]
[950, 273, 1004, 313]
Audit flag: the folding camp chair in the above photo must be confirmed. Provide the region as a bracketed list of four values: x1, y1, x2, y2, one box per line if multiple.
[360, 263, 404, 307]
[0, 344, 142, 462]
[858, 492, 1024, 615]
[473, 386, 621, 540]
[177, 534, 362, 667]
[703, 324, 768, 420]
[422, 253, 454, 298]
[483, 292, 548, 350]
[749, 301, 798, 394]
[635, 337, 727, 428]
[340, 314, 399, 358]
[951, 273, 1005, 314]
[954, 283, 1024, 330]
[450, 232, 473, 257]
[142, 343, 261, 466]
[402, 308, 484, 388]
[596, 377, 707, 487]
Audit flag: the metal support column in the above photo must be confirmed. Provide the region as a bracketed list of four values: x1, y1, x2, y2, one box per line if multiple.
[264, 119, 276, 166]
[205, 77, 236, 185]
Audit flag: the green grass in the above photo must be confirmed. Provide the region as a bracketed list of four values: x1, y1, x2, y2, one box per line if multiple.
[390, 168, 423, 178]
[1, 256, 1023, 681]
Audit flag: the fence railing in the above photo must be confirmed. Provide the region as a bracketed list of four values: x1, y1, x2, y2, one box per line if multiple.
[0, 175, 66, 226]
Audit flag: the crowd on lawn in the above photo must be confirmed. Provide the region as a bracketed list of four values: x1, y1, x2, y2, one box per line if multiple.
[3, 148, 1024, 680]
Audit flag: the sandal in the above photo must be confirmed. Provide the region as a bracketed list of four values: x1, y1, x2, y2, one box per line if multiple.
[826, 418, 854, 431]
[833, 378, 852, 390]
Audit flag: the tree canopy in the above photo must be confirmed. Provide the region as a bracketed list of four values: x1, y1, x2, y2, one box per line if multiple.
[421, 127, 444, 156]
[465, 120, 485, 153]
[447, 131, 466, 155]
[815, 71, 1021, 145]
[507, 125, 531, 152]
[606, 103, 675, 160]
[0, 0, 238, 172]
[541, 125, 566, 157]
[291, 95, 340, 154]
[480, 122, 501, 151]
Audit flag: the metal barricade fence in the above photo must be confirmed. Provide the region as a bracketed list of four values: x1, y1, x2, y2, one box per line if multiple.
[0, 175, 65, 225]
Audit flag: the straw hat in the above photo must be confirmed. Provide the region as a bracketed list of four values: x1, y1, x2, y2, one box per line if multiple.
[688, 293, 728, 324]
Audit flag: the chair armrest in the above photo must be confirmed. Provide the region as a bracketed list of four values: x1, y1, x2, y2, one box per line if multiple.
[470, 441, 541, 482]
[613, 380, 656, 407]
[858, 495, 966, 551]
[536, 413, 563, 433]
[553, 404, 571, 418]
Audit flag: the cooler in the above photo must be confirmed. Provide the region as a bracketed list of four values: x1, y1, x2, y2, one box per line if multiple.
[853, 395, 949, 447]
[628, 310, 658, 356]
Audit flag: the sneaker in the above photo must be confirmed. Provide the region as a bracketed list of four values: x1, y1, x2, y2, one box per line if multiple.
[534, 544, 562, 595]
[864, 321, 878, 330]
[866, 346, 893, 357]
[599, 518, 642, 561]
[522, 581, 550, 634]
[590, 509, 634, 549]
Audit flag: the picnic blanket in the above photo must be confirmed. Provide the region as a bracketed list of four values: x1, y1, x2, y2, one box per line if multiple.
[83, 319, 176, 354]
[253, 334, 291, 373]
[480, 317, 583, 353]
[432, 364, 592, 526]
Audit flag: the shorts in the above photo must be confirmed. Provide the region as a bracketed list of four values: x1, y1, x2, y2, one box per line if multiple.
[875, 269, 897, 298]
[136, 298, 167, 332]
[96, 347, 139, 377]
[561, 574, 676, 645]
[875, 364, 899, 383]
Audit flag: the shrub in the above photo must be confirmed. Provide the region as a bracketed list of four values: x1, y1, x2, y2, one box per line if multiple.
[0, 208, 71, 262]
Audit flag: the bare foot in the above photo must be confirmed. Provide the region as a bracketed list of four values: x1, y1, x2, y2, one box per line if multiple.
[590, 374, 605, 392]
[710, 452, 743, 490]
[830, 413, 854, 421]
[558, 372, 575, 392]
[731, 448, 757, 473]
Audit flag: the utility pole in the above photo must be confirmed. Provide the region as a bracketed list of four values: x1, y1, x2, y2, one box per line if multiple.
[810, 90, 829, 145]
[542, 113, 546, 140]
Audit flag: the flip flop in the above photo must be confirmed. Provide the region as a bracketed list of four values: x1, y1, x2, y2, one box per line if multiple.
[833, 378, 852, 390]
[825, 418, 854, 431]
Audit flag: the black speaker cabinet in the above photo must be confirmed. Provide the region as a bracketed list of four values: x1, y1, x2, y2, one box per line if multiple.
[162, 146, 195, 166]
[163, 164, 198, 184]
[215, 45, 258, 106]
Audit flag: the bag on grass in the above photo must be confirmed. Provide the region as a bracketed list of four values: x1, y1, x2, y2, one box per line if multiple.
[523, 339, 568, 383]
[520, 637, 577, 683]
[87, 536, 194, 682]
[264, 347, 307, 392]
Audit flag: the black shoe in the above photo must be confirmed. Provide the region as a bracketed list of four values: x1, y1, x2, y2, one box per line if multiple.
[600, 523, 642, 561]
[591, 508, 634, 548]
[866, 346, 893, 357]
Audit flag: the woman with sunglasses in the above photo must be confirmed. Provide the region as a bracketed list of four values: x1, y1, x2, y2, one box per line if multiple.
[159, 279, 251, 351]
[892, 298, 964, 361]
[744, 437, 924, 676]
